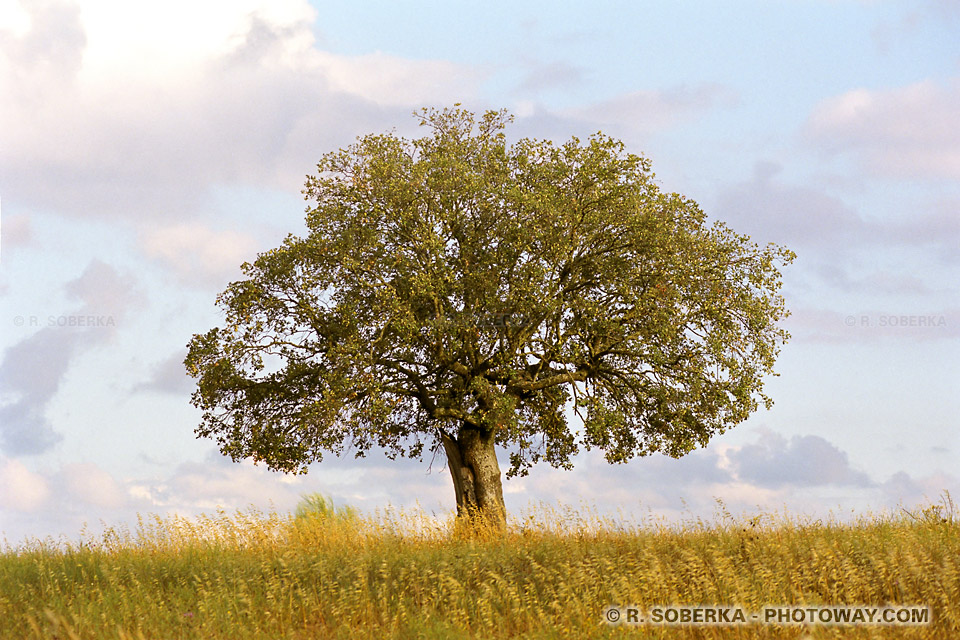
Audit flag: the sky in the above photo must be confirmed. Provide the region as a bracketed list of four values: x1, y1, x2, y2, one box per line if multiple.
[1, 0, 958, 545]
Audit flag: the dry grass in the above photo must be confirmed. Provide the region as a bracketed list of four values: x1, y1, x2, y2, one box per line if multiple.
[0, 497, 957, 639]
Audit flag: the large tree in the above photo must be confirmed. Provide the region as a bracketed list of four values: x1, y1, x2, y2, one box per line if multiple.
[185, 107, 794, 528]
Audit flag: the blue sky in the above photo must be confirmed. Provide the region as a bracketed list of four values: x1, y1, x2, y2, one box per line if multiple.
[1, 0, 958, 544]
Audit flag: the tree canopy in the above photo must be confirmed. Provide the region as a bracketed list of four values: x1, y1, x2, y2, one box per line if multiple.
[185, 107, 794, 526]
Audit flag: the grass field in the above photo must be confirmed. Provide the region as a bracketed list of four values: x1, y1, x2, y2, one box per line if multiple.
[1, 497, 956, 639]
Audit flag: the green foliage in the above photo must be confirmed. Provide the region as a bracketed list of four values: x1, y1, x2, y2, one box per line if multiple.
[184, 105, 794, 487]
[293, 492, 359, 523]
[0, 502, 956, 639]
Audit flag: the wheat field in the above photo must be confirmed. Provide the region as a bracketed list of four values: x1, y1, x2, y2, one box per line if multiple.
[1, 497, 956, 639]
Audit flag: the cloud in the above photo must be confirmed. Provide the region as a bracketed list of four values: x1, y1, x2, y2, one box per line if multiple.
[567, 84, 738, 136]
[141, 223, 259, 287]
[813, 264, 932, 296]
[804, 79, 960, 180]
[516, 60, 586, 94]
[0, 213, 32, 254]
[310, 50, 484, 108]
[871, 1, 960, 54]
[880, 470, 959, 511]
[133, 349, 194, 396]
[0, 260, 138, 455]
[499, 441, 744, 521]
[0, 450, 309, 545]
[713, 162, 877, 250]
[0, 457, 146, 545]
[726, 431, 874, 489]
[711, 161, 959, 292]
[126, 446, 451, 517]
[0, 457, 51, 511]
[0, 327, 75, 453]
[500, 85, 737, 167]
[0, 0, 86, 90]
[783, 306, 958, 344]
[64, 258, 138, 318]
[62, 462, 127, 509]
[2, 431, 958, 546]
[504, 429, 893, 521]
[0, 0, 484, 221]
[135, 454, 307, 512]
[882, 199, 960, 264]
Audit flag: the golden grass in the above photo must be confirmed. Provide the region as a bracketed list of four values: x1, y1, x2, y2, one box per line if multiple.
[0, 499, 956, 639]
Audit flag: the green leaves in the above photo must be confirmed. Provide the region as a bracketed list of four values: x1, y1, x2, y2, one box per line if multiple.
[185, 106, 793, 479]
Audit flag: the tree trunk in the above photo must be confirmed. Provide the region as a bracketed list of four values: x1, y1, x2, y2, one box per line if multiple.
[441, 427, 506, 531]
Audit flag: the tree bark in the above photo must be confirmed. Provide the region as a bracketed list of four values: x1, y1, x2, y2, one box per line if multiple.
[441, 427, 506, 530]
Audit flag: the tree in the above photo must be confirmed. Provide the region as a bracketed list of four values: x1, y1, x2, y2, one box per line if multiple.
[184, 106, 794, 530]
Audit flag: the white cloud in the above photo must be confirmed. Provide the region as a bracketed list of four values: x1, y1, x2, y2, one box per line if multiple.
[141, 223, 258, 287]
[0, 452, 309, 544]
[312, 50, 484, 107]
[0, 213, 31, 250]
[165, 457, 307, 511]
[0, 0, 483, 220]
[75, 0, 317, 80]
[498, 85, 738, 170]
[0, 0, 30, 38]
[567, 84, 738, 136]
[805, 79, 960, 179]
[63, 462, 127, 509]
[2, 429, 958, 546]
[0, 457, 50, 511]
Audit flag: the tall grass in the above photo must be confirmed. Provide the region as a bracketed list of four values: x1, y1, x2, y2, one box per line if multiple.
[0, 497, 956, 639]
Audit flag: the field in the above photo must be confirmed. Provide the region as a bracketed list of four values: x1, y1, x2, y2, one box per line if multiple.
[1, 498, 957, 639]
